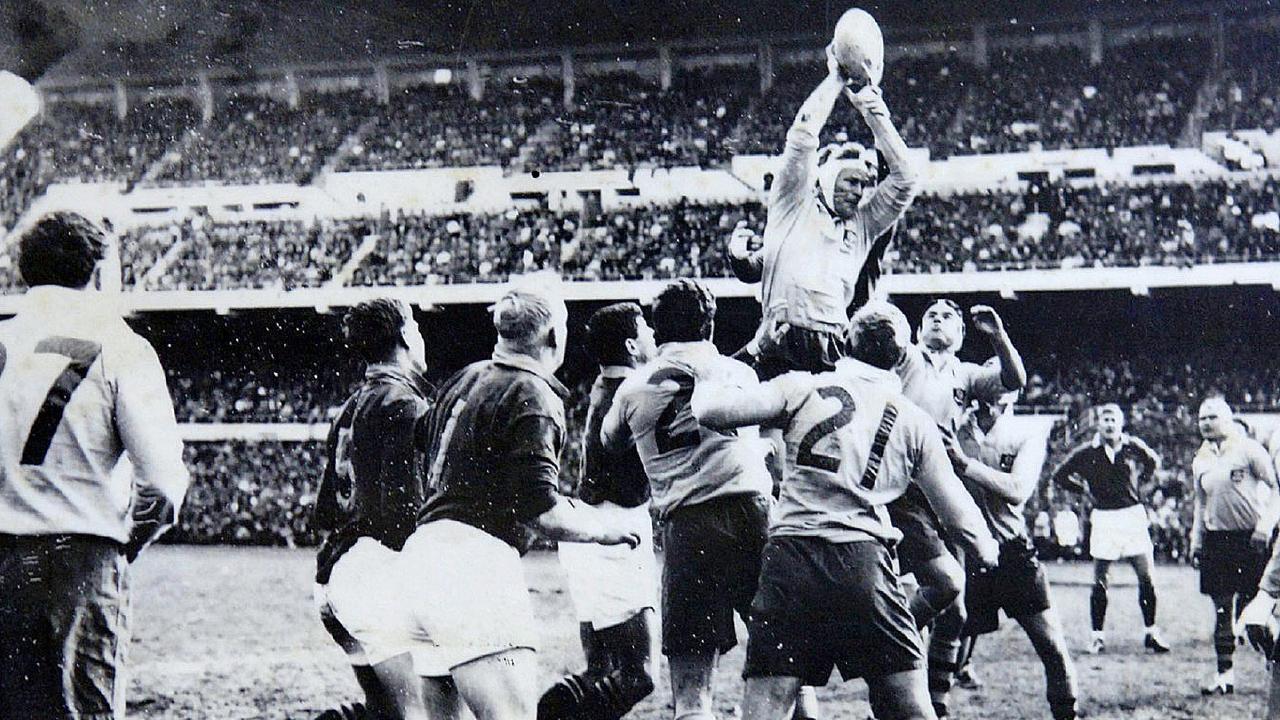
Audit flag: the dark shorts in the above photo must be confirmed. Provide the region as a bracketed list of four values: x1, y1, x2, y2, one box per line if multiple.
[661, 493, 771, 656]
[0, 534, 129, 720]
[887, 485, 950, 574]
[964, 540, 1052, 636]
[1200, 530, 1269, 597]
[752, 325, 845, 381]
[744, 536, 923, 686]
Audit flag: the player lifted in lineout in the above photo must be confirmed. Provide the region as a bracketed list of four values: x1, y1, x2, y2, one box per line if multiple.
[541, 303, 660, 720]
[1051, 404, 1170, 656]
[689, 300, 998, 720]
[943, 389, 1079, 720]
[727, 41, 920, 379]
[312, 298, 435, 720]
[1189, 398, 1277, 696]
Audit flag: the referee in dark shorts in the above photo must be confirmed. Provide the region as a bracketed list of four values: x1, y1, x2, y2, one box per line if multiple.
[1190, 397, 1279, 696]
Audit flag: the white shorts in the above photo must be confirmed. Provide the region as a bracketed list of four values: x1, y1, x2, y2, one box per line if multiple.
[557, 502, 658, 630]
[317, 537, 413, 667]
[394, 520, 539, 676]
[1089, 505, 1154, 561]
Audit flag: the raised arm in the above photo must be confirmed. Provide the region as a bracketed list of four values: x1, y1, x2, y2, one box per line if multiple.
[771, 50, 848, 218]
[847, 84, 920, 240]
[970, 305, 1027, 393]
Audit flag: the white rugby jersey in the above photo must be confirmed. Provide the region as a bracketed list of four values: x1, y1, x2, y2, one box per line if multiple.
[766, 358, 991, 553]
[1193, 431, 1277, 533]
[758, 122, 917, 334]
[0, 286, 189, 542]
[896, 344, 1008, 430]
[958, 413, 1044, 543]
[603, 341, 772, 518]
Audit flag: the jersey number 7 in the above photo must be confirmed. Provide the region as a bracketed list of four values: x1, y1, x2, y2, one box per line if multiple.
[0, 337, 103, 466]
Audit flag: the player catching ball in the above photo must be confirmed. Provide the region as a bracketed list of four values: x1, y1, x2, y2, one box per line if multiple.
[730, 38, 920, 379]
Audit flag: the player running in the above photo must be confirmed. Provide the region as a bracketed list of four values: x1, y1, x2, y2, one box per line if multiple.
[312, 298, 434, 720]
[357, 281, 640, 720]
[728, 43, 919, 379]
[0, 212, 190, 719]
[889, 299, 1026, 717]
[541, 303, 659, 720]
[601, 279, 780, 720]
[1189, 397, 1278, 696]
[688, 300, 998, 720]
[1051, 403, 1170, 655]
[942, 392, 1079, 720]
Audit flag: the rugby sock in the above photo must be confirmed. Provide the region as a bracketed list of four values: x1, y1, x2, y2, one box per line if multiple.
[1214, 602, 1236, 673]
[1089, 581, 1108, 632]
[1138, 580, 1158, 628]
[793, 685, 820, 720]
[538, 668, 655, 720]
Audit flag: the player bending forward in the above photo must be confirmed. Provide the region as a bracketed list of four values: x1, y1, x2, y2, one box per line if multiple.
[339, 282, 641, 720]
[729, 44, 919, 379]
[1051, 404, 1170, 655]
[312, 299, 435, 720]
[542, 303, 660, 720]
[690, 301, 998, 720]
[943, 392, 1078, 720]
[1189, 398, 1278, 696]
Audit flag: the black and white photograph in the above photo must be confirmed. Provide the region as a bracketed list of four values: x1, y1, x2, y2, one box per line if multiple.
[0, 0, 1278, 718]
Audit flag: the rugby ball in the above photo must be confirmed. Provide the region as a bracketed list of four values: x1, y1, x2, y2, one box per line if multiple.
[831, 8, 885, 86]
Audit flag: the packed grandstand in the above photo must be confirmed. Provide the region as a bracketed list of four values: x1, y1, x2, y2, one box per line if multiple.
[2, 5, 1278, 558]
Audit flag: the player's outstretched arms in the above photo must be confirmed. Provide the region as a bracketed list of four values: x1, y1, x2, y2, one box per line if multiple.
[915, 420, 999, 568]
[772, 47, 848, 215]
[531, 497, 641, 548]
[689, 360, 788, 432]
[845, 84, 920, 238]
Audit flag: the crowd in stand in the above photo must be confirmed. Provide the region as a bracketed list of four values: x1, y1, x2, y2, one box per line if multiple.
[1205, 28, 1280, 134]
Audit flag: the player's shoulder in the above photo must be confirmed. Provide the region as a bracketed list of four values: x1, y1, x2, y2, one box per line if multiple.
[1063, 438, 1097, 460]
[1124, 434, 1159, 457]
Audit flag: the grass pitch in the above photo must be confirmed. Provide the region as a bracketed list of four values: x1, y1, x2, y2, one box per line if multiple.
[126, 546, 1269, 719]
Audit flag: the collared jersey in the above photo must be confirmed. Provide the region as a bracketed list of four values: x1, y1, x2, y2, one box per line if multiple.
[0, 286, 189, 543]
[765, 358, 990, 552]
[896, 344, 1008, 430]
[606, 342, 772, 518]
[1193, 432, 1277, 533]
[758, 125, 917, 333]
[579, 367, 649, 508]
[1050, 435, 1159, 511]
[314, 365, 433, 584]
[958, 414, 1042, 543]
[417, 352, 568, 553]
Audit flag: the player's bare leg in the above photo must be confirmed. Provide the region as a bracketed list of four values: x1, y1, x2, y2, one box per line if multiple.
[367, 654, 430, 720]
[452, 648, 540, 720]
[866, 669, 938, 720]
[741, 675, 802, 720]
[1014, 609, 1078, 720]
[906, 554, 964, 630]
[1126, 552, 1168, 652]
[670, 651, 718, 720]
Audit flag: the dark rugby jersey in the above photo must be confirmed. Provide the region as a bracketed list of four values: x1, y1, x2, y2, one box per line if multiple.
[417, 351, 569, 553]
[579, 368, 650, 508]
[1050, 435, 1159, 511]
[314, 365, 433, 584]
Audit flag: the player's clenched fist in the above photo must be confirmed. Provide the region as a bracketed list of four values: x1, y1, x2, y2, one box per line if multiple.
[970, 305, 1006, 337]
[1238, 592, 1278, 658]
[599, 530, 643, 549]
[846, 84, 890, 120]
[728, 221, 756, 262]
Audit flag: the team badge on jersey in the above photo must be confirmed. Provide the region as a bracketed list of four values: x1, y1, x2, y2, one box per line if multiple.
[953, 387, 967, 407]
[1231, 467, 1249, 484]
[999, 453, 1016, 473]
